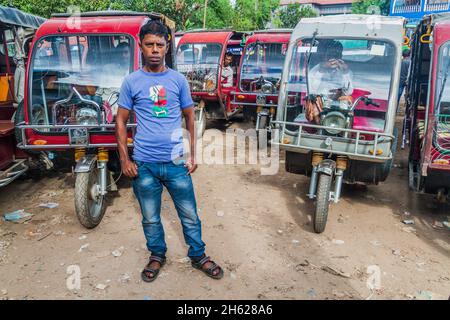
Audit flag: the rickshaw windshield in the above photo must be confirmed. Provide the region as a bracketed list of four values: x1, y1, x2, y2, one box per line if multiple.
[176, 43, 222, 93]
[284, 37, 396, 126]
[29, 34, 133, 128]
[436, 42, 450, 116]
[435, 41, 450, 152]
[288, 38, 395, 100]
[240, 42, 287, 92]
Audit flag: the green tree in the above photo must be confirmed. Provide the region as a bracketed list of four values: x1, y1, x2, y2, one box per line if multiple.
[275, 4, 318, 29]
[0, 0, 111, 18]
[232, 0, 279, 31]
[351, 0, 390, 15]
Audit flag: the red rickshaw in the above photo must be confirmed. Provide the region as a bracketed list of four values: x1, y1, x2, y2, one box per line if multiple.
[176, 30, 247, 137]
[231, 29, 292, 132]
[16, 11, 176, 228]
[0, 6, 46, 187]
[405, 13, 450, 202]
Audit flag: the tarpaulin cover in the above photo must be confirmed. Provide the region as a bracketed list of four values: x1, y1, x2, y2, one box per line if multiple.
[0, 5, 45, 29]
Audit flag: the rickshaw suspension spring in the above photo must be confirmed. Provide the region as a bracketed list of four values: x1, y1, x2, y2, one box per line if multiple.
[74, 148, 86, 162]
[312, 152, 324, 166]
[98, 148, 109, 162]
[257, 106, 263, 114]
[333, 156, 347, 203]
[97, 148, 109, 196]
[308, 152, 324, 199]
[336, 155, 348, 171]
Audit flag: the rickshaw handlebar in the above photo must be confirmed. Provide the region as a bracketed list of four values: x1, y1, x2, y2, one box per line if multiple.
[350, 96, 379, 111]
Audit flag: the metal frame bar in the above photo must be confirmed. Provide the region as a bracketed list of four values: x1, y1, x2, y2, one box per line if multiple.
[230, 91, 300, 107]
[272, 120, 394, 161]
[0, 159, 28, 187]
[15, 122, 136, 149]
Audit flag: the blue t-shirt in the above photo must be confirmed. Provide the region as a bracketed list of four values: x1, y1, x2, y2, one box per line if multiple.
[118, 68, 194, 163]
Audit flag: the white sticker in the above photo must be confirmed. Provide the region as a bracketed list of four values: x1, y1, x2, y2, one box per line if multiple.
[297, 46, 318, 53]
[370, 44, 385, 56]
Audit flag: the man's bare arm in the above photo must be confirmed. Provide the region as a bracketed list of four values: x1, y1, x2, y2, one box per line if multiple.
[182, 106, 197, 175]
[115, 108, 138, 177]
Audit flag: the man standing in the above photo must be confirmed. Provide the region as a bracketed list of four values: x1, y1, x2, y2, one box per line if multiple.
[398, 48, 411, 110]
[115, 20, 223, 282]
[221, 52, 234, 88]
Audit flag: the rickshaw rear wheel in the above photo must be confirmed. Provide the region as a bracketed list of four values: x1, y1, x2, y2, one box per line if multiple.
[314, 173, 332, 233]
[408, 160, 420, 192]
[75, 168, 106, 229]
[14, 102, 48, 155]
[196, 107, 206, 139]
[257, 117, 270, 148]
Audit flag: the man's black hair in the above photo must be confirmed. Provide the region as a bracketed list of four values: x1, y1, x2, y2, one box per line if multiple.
[139, 20, 169, 43]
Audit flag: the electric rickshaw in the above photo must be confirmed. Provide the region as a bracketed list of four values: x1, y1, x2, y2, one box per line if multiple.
[231, 29, 292, 133]
[16, 11, 176, 228]
[176, 30, 247, 137]
[273, 15, 404, 233]
[404, 13, 450, 203]
[0, 6, 46, 187]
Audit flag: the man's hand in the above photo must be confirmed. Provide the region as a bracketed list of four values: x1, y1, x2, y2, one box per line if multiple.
[326, 59, 348, 72]
[116, 107, 137, 178]
[182, 106, 197, 175]
[185, 158, 198, 175]
[121, 158, 138, 178]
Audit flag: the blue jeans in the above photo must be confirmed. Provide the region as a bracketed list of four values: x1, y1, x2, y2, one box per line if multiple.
[132, 160, 205, 260]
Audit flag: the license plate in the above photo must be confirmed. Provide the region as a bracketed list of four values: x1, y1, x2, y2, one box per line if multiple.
[256, 94, 266, 106]
[69, 128, 89, 146]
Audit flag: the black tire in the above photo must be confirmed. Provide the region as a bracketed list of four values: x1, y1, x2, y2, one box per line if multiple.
[243, 106, 256, 122]
[14, 101, 25, 145]
[75, 168, 106, 229]
[14, 102, 46, 154]
[257, 115, 269, 148]
[258, 114, 268, 131]
[314, 173, 332, 233]
[408, 160, 420, 192]
[196, 108, 206, 139]
[285, 151, 311, 175]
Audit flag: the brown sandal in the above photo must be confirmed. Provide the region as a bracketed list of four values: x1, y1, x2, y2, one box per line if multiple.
[191, 255, 224, 280]
[141, 255, 166, 283]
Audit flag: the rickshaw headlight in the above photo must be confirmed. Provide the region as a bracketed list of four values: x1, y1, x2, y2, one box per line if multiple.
[261, 83, 273, 94]
[76, 107, 99, 126]
[322, 112, 347, 135]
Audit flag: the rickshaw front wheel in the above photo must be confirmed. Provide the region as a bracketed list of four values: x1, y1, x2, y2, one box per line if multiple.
[196, 107, 206, 139]
[75, 168, 106, 229]
[314, 173, 332, 233]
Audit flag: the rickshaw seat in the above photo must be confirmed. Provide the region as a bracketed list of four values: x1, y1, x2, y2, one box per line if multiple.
[353, 117, 385, 133]
[0, 120, 14, 137]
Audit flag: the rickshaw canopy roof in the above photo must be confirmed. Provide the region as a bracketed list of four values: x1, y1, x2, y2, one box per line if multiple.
[178, 30, 244, 46]
[246, 29, 292, 45]
[36, 11, 174, 38]
[421, 12, 450, 27]
[0, 5, 46, 29]
[291, 14, 405, 45]
[416, 13, 450, 46]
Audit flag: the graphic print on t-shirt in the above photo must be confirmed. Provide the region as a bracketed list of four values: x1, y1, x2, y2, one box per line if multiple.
[149, 85, 168, 118]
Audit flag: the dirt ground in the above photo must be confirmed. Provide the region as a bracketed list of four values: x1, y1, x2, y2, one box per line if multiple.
[0, 116, 449, 300]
